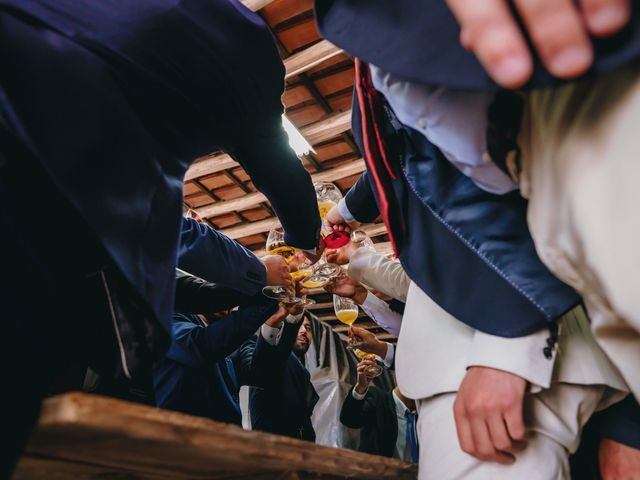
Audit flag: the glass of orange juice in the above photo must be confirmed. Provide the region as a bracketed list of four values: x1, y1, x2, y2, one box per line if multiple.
[334, 294, 361, 350]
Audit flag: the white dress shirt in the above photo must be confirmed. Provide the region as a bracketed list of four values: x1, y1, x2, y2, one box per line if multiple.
[360, 291, 403, 337]
[369, 64, 517, 195]
[351, 386, 416, 461]
[260, 313, 303, 346]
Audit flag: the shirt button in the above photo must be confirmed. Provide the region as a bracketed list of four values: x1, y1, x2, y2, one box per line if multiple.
[418, 117, 427, 129]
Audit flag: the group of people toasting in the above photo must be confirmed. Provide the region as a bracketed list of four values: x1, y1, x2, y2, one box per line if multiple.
[1, 0, 640, 479]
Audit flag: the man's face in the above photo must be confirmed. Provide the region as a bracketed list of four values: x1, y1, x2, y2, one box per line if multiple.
[294, 318, 312, 355]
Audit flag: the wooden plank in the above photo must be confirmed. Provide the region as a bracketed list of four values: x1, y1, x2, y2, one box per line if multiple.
[185, 110, 352, 182]
[240, 0, 275, 11]
[196, 160, 365, 219]
[185, 153, 238, 182]
[302, 110, 351, 145]
[284, 40, 344, 79]
[15, 393, 416, 480]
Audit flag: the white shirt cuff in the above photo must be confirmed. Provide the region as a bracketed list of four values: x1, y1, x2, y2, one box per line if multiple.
[466, 328, 557, 391]
[352, 385, 368, 400]
[383, 342, 395, 368]
[360, 291, 403, 337]
[261, 322, 284, 346]
[285, 313, 304, 324]
[338, 198, 355, 223]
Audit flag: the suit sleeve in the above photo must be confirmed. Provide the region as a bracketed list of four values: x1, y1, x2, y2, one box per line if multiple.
[167, 306, 276, 367]
[348, 249, 410, 302]
[344, 172, 380, 223]
[340, 386, 380, 429]
[231, 118, 321, 250]
[235, 329, 289, 390]
[178, 217, 266, 295]
[174, 269, 269, 313]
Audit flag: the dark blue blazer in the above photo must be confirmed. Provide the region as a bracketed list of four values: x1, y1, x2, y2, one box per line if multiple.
[250, 321, 319, 441]
[344, 96, 579, 337]
[174, 269, 269, 315]
[179, 217, 267, 297]
[344, 171, 379, 224]
[0, 0, 320, 343]
[154, 306, 277, 424]
[316, 0, 640, 90]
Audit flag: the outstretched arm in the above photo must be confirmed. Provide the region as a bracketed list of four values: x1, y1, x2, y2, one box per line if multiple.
[166, 306, 277, 367]
[178, 217, 266, 295]
[232, 118, 321, 250]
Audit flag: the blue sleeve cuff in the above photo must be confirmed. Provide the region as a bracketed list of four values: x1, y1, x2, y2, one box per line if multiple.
[338, 198, 355, 223]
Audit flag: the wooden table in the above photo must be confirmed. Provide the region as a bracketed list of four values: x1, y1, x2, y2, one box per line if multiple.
[14, 393, 418, 479]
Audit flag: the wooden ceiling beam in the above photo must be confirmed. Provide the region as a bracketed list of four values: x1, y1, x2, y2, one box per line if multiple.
[185, 154, 237, 182]
[184, 109, 352, 181]
[195, 159, 365, 219]
[284, 40, 343, 80]
[303, 109, 351, 145]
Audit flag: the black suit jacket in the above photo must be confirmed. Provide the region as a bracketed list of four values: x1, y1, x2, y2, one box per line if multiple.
[250, 320, 319, 442]
[340, 386, 398, 458]
[174, 270, 269, 315]
[0, 0, 321, 353]
[154, 307, 278, 425]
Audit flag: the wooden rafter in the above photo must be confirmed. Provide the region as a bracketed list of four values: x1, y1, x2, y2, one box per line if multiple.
[195, 159, 365, 219]
[284, 40, 344, 79]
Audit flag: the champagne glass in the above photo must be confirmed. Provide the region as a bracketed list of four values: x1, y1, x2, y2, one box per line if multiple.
[315, 181, 343, 220]
[333, 294, 361, 350]
[300, 258, 341, 289]
[350, 230, 376, 252]
[262, 226, 314, 306]
[315, 182, 350, 249]
[353, 349, 383, 378]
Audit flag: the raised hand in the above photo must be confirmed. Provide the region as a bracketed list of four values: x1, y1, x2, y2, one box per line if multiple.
[350, 326, 388, 359]
[355, 357, 377, 394]
[262, 255, 293, 289]
[446, 0, 630, 88]
[324, 272, 368, 304]
[325, 240, 360, 266]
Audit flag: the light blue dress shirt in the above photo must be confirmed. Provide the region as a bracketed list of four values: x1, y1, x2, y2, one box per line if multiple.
[369, 65, 518, 195]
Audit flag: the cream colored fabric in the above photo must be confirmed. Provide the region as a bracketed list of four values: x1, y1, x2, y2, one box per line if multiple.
[519, 64, 640, 398]
[396, 282, 627, 401]
[347, 249, 410, 303]
[416, 385, 608, 480]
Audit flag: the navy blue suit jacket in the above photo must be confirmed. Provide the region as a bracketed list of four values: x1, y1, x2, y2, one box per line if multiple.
[0, 0, 320, 342]
[179, 217, 267, 297]
[316, 0, 640, 90]
[343, 94, 579, 337]
[154, 306, 278, 425]
[250, 321, 319, 441]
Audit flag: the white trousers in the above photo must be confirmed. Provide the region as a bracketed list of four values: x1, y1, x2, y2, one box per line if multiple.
[416, 385, 608, 480]
[520, 64, 640, 399]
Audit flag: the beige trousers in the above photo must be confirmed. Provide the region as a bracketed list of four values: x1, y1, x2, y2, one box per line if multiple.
[416, 385, 608, 480]
[519, 65, 640, 399]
